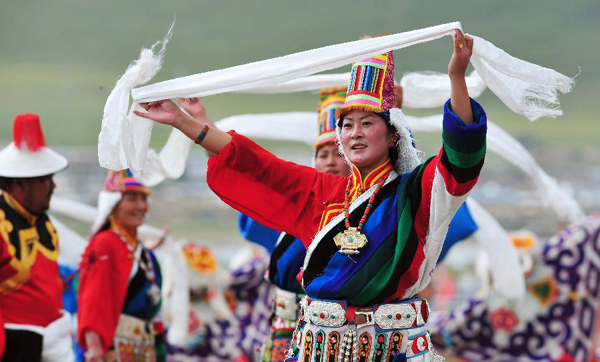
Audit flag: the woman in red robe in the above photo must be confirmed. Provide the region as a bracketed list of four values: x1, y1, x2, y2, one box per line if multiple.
[137, 31, 484, 362]
[77, 170, 163, 362]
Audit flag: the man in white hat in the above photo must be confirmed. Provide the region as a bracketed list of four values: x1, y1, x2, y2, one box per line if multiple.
[0, 114, 73, 361]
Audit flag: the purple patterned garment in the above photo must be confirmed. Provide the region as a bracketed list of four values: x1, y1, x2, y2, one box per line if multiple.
[168, 251, 274, 362]
[428, 215, 600, 362]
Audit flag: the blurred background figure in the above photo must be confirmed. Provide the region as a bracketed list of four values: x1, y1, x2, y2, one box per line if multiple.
[164, 242, 274, 362]
[0, 114, 73, 361]
[77, 170, 165, 362]
[429, 216, 600, 362]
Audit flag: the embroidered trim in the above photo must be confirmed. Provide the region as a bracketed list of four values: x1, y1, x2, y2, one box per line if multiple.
[357, 332, 372, 362]
[371, 333, 387, 362]
[405, 331, 430, 359]
[303, 330, 314, 362]
[315, 330, 326, 362]
[386, 331, 403, 361]
[327, 331, 341, 362]
[2, 193, 37, 225]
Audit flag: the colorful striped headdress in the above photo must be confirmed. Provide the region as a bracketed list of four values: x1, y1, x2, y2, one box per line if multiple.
[103, 169, 151, 195]
[335, 51, 397, 119]
[334, 50, 423, 175]
[316, 87, 346, 149]
[91, 169, 151, 235]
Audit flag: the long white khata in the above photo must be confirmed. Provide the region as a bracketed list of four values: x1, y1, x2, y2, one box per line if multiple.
[99, 21, 574, 173]
[136, 70, 485, 185]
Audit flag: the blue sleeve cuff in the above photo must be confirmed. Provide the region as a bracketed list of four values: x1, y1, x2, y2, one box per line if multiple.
[443, 98, 488, 138]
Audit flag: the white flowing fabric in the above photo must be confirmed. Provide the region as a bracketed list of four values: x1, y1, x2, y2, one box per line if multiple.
[135, 70, 485, 183]
[216, 111, 583, 224]
[50, 216, 87, 267]
[400, 71, 486, 108]
[465, 199, 525, 300]
[99, 21, 573, 172]
[236, 71, 488, 107]
[403, 115, 585, 224]
[138, 129, 192, 187]
[239, 70, 487, 108]
[215, 112, 317, 145]
[238, 73, 352, 94]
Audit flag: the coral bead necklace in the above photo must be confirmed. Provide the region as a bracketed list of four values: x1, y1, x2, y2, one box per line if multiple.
[333, 171, 389, 255]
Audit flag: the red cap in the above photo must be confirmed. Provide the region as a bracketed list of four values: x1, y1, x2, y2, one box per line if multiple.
[13, 114, 46, 152]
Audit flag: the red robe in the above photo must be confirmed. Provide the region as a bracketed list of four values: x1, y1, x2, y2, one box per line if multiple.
[207, 131, 346, 249]
[77, 229, 133, 353]
[0, 192, 63, 357]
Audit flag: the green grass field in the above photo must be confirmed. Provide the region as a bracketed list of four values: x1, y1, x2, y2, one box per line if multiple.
[1, 0, 598, 149]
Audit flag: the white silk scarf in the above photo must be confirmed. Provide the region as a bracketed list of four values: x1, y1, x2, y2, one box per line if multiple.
[99, 21, 574, 173]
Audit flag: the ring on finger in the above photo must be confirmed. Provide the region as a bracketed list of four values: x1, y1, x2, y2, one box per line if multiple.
[458, 43, 464, 49]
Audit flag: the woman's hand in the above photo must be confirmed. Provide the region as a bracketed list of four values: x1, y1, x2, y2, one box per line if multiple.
[448, 30, 475, 124]
[134, 100, 187, 128]
[84, 331, 105, 362]
[179, 98, 207, 121]
[84, 347, 104, 362]
[135, 97, 232, 155]
[448, 30, 474, 80]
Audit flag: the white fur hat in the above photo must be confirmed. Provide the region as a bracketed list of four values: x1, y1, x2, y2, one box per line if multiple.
[0, 114, 68, 178]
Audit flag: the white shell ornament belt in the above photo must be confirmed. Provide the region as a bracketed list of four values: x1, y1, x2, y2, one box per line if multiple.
[302, 297, 430, 329]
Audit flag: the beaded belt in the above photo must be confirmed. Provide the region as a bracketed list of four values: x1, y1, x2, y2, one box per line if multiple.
[302, 297, 429, 330]
[273, 287, 303, 321]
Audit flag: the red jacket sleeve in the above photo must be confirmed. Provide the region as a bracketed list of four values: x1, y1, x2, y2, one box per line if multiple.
[77, 231, 132, 353]
[0, 234, 7, 359]
[207, 131, 343, 247]
[0, 301, 4, 359]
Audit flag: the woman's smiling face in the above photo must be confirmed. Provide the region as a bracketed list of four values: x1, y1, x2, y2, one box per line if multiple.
[340, 111, 394, 174]
[111, 191, 149, 230]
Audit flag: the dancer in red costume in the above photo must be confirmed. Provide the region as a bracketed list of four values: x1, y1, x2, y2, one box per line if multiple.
[0, 114, 73, 361]
[78, 170, 164, 362]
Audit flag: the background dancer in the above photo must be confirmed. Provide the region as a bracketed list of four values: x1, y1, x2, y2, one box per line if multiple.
[77, 170, 164, 362]
[0, 114, 73, 361]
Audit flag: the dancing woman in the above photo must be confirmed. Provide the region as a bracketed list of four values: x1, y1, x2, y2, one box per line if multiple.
[137, 30, 484, 362]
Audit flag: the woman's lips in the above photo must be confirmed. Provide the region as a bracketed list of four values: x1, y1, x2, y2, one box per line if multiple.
[351, 144, 367, 151]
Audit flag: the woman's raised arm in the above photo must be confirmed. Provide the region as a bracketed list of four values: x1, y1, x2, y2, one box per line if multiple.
[448, 29, 475, 124]
[134, 99, 232, 154]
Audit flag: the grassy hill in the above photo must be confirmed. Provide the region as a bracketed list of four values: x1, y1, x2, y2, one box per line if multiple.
[0, 0, 598, 147]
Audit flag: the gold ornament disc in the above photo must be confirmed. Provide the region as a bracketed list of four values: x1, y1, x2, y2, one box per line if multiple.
[334, 227, 368, 255]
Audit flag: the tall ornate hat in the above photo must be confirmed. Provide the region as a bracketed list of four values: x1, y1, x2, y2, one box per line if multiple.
[316, 87, 346, 149]
[334, 50, 422, 174]
[103, 169, 151, 195]
[335, 51, 397, 119]
[91, 169, 151, 235]
[0, 114, 68, 178]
